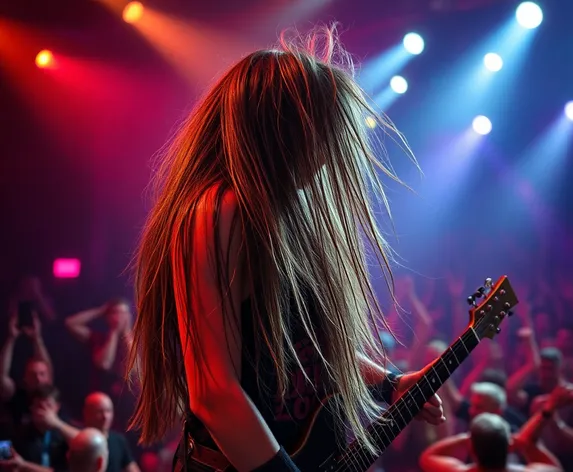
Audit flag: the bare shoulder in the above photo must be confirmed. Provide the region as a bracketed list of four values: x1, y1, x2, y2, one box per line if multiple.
[194, 185, 239, 236]
[191, 185, 243, 278]
[196, 184, 238, 212]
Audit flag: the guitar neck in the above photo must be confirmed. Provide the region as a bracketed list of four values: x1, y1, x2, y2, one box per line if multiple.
[341, 326, 482, 471]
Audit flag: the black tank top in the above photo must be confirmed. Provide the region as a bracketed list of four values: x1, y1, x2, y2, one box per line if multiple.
[185, 295, 330, 453]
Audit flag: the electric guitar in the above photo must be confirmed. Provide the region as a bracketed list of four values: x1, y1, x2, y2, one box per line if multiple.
[180, 275, 518, 472]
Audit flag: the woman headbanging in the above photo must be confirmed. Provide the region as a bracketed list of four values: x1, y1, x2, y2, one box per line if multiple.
[127, 24, 445, 472]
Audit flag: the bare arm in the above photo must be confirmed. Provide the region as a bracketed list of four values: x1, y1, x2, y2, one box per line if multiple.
[181, 189, 280, 472]
[65, 306, 105, 343]
[27, 313, 53, 375]
[0, 333, 17, 402]
[20, 462, 53, 472]
[419, 433, 471, 472]
[52, 417, 80, 443]
[92, 330, 120, 371]
[459, 360, 487, 397]
[507, 361, 536, 405]
[507, 310, 540, 404]
[0, 449, 53, 472]
[513, 415, 562, 468]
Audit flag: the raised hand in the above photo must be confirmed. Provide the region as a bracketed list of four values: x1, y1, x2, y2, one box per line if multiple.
[21, 311, 41, 339]
[7, 313, 20, 340]
[0, 447, 25, 470]
[32, 403, 60, 430]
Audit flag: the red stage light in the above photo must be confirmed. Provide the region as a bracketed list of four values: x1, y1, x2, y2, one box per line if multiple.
[35, 50, 54, 69]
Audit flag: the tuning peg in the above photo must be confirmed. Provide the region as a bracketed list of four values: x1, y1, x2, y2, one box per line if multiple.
[504, 302, 511, 309]
[507, 311, 514, 317]
[496, 327, 501, 334]
[484, 278, 493, 288]
[467, 296, 475, 306]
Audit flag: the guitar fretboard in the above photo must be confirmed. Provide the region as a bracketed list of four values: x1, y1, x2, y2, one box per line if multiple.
[335, 326, 481, 471]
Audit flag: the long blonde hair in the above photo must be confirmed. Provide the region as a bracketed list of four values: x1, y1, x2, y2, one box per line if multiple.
[127, 24, 413, 452]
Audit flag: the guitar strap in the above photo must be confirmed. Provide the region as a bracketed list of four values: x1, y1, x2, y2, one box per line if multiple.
[173, 414, 191, 472]
[174, 411, 229, 471]
[183, 417, 189, 472]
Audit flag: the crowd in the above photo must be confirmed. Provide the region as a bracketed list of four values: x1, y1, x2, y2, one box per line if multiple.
[0, 266, 571, 472]
[376, 269, 573, 472]
[0, 278, 177, 472]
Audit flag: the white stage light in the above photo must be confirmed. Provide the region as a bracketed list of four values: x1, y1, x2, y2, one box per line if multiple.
[472, 115, 492, 135]
[390, 75, 408, 94]
[403, 33, 425, 55]
[484, 53, 503, 72]
[516, 2, 543, 29]
[565, 102, 573, 121]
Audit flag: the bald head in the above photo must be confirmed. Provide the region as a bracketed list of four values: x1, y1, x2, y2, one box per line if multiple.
[470, 413, 510, 469]
[68, 428, 108, 472]
[84, 392, 114, 433]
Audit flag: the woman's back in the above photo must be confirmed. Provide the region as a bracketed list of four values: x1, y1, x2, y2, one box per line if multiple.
[126, 25, 444, 472]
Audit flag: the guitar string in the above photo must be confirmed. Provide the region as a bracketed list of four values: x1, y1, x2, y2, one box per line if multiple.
[335, 322, 484, 472]
[332, 314, 489, 472]
[337, 327, 478, 472]
[334, 331, 474, 472]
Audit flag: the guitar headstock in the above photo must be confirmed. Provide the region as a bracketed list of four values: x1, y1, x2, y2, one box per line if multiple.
[467, 276, 519, 340]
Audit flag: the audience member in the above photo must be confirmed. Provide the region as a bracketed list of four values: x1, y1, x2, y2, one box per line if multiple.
[65, 300, 133, 395]
[528, 383, 573, 470]
[0, 310, 53, 431]
[420, 412, 562, 472]
[66, 300, 135, 430]
[508, 347, 567, 417]
[2, 385, 77, 472]
[11, 277, 57, 323]
[83, 392, 140, 472]
[445, 381, 526, 432]
[68, 428, 109, 472]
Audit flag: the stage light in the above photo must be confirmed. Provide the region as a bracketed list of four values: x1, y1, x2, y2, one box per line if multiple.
[565, 102, 573, 121]
[53, 258, 81, 279]
[472, 115, 492, 135]
[35, 50, 54, 69]
[484, 53, 503, 72]
[365, 116, 377, 129]
[403, 33, 425, 55]
[390, 75, 408, 94]
[123, 1, 144, 24]
[516, 2, 543, 29]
